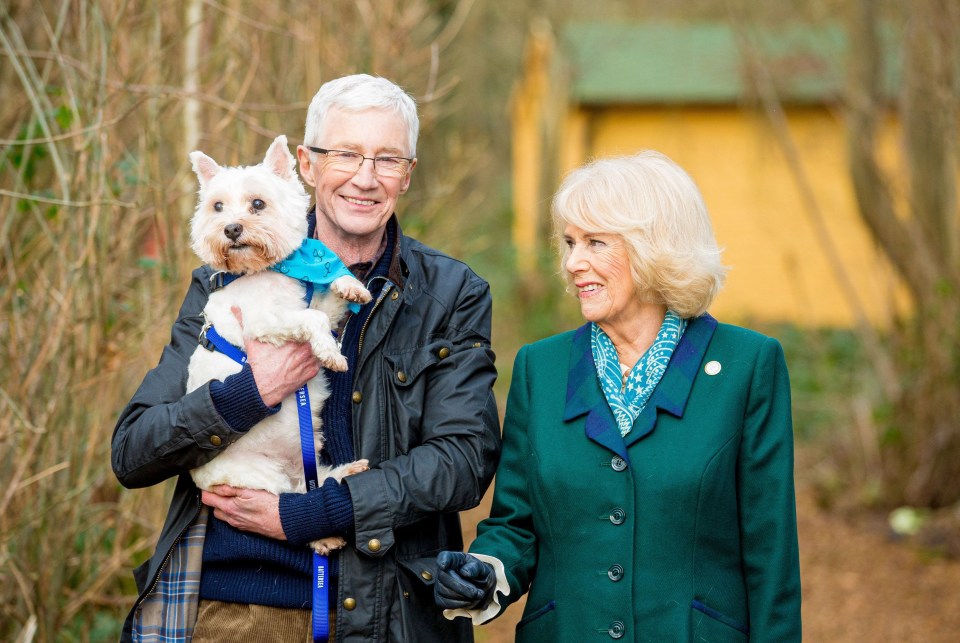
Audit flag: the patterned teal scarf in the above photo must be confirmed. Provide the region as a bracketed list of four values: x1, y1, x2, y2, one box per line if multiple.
[591, 310, 687, 437]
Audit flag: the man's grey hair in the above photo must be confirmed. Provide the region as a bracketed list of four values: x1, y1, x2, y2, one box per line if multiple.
[303, 74, 419, 157]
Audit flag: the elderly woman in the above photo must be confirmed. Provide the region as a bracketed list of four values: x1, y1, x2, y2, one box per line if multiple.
[435, 151, 801, 641]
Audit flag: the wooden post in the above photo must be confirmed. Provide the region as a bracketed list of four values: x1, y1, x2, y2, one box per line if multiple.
[511, 21, 554, 274]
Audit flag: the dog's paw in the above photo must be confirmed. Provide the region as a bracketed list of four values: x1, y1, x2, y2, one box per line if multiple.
[343, 459, 369, 477]
[316, 349, 348, 372]
[331, 275, 372, 304]
[325, 459, 370, 483]
[311, 536, 347, 555]
[309, 334, 348, 372]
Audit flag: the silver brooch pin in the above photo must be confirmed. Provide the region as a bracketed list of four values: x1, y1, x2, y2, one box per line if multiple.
[704, 360, 722, 376]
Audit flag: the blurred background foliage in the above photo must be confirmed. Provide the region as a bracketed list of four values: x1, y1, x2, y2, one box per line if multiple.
[1, 0, 957, 640]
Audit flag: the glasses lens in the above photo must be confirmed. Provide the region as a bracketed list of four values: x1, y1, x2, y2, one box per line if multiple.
[317, 149, 409, 177]
[374, 157, 409, 177]
[325, 150, 363, 171]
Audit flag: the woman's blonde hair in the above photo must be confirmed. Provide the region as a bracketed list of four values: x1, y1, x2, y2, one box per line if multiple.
[552, 150, 727, 318]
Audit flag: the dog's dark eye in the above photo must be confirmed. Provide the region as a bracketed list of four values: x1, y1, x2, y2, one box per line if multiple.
[252, 198, 265, 211]
[214, 201, 223, 212]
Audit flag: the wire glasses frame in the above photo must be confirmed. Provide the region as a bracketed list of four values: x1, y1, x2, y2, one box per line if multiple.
[307, 146, 413, 178]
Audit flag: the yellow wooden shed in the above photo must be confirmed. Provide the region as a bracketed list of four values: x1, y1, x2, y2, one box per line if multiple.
[512, 21, 907, 327]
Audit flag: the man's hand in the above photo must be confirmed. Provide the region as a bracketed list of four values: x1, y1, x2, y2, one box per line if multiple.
[201, 485, 286, 540]
[231, 306, 320, 407]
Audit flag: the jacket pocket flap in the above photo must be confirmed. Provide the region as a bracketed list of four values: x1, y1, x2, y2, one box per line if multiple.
[384, 341, 453, 387]
[397, 555, 439, 586]
[691, 599, 749, 635]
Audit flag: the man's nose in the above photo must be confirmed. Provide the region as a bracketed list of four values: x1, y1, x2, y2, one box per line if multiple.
[351, 157, 379, 186]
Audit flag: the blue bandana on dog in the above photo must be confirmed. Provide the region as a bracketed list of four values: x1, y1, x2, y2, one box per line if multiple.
[270, 238, 360, 312]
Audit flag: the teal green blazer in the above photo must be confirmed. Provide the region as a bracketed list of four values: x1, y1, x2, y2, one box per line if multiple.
[470, 315, 801, 642]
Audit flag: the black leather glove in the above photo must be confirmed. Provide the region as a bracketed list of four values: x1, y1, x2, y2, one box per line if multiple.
[434, 551, 497, 610]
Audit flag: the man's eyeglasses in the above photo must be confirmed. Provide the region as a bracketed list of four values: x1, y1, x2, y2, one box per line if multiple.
[307, 146, 413, 178]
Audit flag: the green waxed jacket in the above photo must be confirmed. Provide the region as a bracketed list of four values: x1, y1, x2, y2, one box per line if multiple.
[470, 315, 801, 642]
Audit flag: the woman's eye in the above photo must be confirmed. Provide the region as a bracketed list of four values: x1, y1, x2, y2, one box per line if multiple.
[589, 239, 606, 247]
[214, 202, 223, 212]
[252, 198, 265, 210]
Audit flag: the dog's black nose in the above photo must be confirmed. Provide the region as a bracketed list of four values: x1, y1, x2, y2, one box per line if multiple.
[224, 223, 243, 241]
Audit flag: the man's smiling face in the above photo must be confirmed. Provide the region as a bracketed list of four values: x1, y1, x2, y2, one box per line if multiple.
[298, 107, 416, 252]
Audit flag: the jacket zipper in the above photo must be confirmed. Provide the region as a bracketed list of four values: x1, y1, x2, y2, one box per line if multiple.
[134, 493, 203, 614]
[358, 282, 393, 356]
[337, 277, 387, 349]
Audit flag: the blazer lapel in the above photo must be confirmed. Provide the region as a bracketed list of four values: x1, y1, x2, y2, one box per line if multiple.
[623, 313, 718, 449]
[563, 323, 629, 460]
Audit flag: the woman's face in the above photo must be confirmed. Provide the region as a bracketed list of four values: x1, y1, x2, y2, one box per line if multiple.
[563, 224, 643, 330]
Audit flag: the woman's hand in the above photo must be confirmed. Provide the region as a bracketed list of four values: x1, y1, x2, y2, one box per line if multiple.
[201, 485, 286, 540]
[434, 551, 497, 610]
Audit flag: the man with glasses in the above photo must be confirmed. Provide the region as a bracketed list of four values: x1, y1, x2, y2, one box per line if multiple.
[113, 74, 501, 642]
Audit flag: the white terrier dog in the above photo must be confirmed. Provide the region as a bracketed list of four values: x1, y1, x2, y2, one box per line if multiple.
[186, 135, 370, 554]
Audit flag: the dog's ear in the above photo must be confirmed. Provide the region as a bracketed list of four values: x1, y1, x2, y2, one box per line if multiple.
[190, 151, 221, 187]
[264, 135, 295, 181]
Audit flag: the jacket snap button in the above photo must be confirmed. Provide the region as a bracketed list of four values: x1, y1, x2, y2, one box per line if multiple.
[438, 347, 450, 359]
[611, 456, 627, 471]
[343, 597, 356, 610]
[608, 620, 625, 639]
[397, 371, 407, 383]
[367, 538, 382, 552]
[391, 290, 399, 300]
[473, 342, 482, 348]
[608, 564, 624, 581]
[352, 391, 362, 403]
[209, 435, 222, 446]
[609, 508, 626, 525]
[420, 570, 433, 581]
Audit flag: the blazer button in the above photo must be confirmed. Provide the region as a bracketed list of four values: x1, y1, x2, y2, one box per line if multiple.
[343, 597, 356, 610]
[611, 456, 627, 472]
[209, 435, 222, 446]
[609, 508, 626, 525]
[352, 391, 362, 403]
[396, 371, 407, 383]
[367, 538, 382, 552]
[420, 570, 433, 581]
[607, 564, 624, 582]
[438, 347, 450, 359]
[608, 620, 626, 639]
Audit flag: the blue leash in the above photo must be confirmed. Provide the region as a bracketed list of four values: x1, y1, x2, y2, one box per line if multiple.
[203, 314, 330, 642]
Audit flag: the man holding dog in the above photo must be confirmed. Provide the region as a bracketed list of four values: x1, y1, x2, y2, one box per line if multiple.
[113, 74, 501, 641]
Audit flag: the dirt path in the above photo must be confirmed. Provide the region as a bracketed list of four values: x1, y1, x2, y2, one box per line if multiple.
[460, 475, 960, 642]
[793, 488, 960, 641]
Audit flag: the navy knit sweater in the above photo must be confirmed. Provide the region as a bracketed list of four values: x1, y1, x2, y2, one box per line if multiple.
[199, 219, 395, 607]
